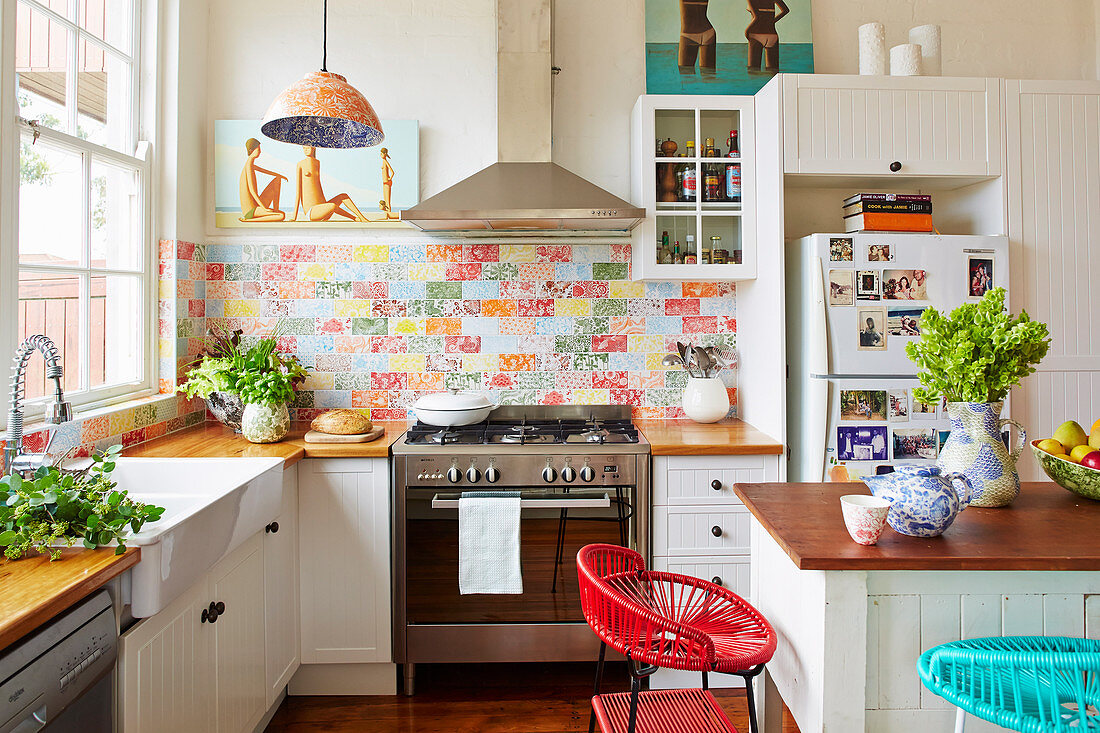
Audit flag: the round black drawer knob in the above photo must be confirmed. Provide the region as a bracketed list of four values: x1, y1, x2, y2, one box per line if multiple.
[889, 160, 902, 172]
[711, 525, 723, 538]
[711, 576, 724, 587]
[265, 521, 279, 534]
[710, 479, 722, 491]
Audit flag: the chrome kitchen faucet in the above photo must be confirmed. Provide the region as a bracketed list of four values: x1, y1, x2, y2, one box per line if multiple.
[4, 334, 73, 474]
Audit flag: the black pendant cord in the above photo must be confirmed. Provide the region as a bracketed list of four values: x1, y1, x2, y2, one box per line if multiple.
[321, 0, 328, 72]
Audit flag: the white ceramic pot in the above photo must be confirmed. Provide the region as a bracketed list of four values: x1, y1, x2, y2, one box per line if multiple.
[682, 377, 730, 423]
[241, 402, 290, 443]
[412, 389, 499, 426]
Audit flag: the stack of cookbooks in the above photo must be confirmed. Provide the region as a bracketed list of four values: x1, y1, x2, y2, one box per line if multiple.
[842, 193, 933, 233]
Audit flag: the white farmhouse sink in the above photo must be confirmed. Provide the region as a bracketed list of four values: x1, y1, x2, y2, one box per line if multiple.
[111, 456, 285, 617]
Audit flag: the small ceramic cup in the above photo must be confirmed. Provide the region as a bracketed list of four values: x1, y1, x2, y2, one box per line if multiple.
[840, 494, 893, 546]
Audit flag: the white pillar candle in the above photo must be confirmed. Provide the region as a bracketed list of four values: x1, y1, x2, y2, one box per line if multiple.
[908, 24, 942, 76]
[858, 22, 887, 75]
[890, 43, 923, 76]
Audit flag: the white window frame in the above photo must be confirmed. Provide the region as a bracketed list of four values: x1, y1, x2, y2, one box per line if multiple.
[0, 0, 156, 427]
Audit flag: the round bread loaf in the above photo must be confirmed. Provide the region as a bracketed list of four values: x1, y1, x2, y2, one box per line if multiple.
[310, 409, 373, 435]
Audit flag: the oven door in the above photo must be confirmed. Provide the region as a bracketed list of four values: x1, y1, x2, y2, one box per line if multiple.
[403, 485, 635, 625]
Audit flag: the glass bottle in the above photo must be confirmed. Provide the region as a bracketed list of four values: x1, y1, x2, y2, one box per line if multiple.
[710, 236, 725, 264]
[685, 234, 697, 264]
[659, 230, 671, 264]
[673, 241, 683, 265]
[725, 130, 741, 203]
[703, 137, 721, 202]
[680, 142, 696, 202]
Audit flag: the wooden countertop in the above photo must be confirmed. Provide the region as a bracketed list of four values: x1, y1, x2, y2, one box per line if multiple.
[123, 421, 408, 466]
[636, 419, 783, 456]
[733, 481, 1100, 571]
[0, 548, 139, 650]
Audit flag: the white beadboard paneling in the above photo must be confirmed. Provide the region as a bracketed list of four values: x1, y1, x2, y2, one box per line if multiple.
[1001, 594, 1045, 636]
[866, 598, 880, 709]
[1043, 594, 1085, 636]
[919, 595, 961, 710]
[654, 455, 768, 506]
[875, 595, 922, 710]
[211, 535, 267, 733]
[1086, 595, 1100, 639]
[658, 555, 751, 599]
[961, 594, 1002, 639]
[653, 505, 751, 556]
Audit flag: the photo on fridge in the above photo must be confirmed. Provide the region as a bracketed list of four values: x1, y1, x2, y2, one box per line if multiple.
[830, 237, 854, 262]
[828, 269, 855, 306]
[856, 270, 880, 300]
[837, 426, 888, 461]
[911, 396, 938, 420]
[887, 306, 925, 336]
[888, 389, 909, 420]
[882, 269, 928, 300]
[857, 307, 886, 350]
[867, 243, 895, 262]
[969, 257, 994, 297]
[840, 389, 887, 421]
[893, 428, 938, 460]
[938, 430, 951, 453]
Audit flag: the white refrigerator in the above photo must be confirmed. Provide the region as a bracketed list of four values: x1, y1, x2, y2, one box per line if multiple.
[786, 232, 1009, 482]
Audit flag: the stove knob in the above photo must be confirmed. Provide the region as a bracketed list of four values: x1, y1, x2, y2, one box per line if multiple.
[580, 466, 596, 482]
[542, 466, 557, 483]
[417, 473, 425, 480]
[447, 467, 462, 484]
[561, 466, 577, 483]
[485, 466, 500, 483]
[466, 466, 481, 482]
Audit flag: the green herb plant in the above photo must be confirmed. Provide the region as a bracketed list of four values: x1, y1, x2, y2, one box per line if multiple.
[906, 288, 1051, 405]
[177, 323, 308, 405]
[0, 445, 166, 560]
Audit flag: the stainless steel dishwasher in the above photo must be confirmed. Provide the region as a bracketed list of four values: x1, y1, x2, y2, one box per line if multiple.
[0, 589, 117, 732]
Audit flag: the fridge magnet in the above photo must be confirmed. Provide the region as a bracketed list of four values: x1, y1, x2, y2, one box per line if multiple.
[828, 269, 855, 306]
[856, 270, 880, 300]
[829, 237, 854, 262]
[843, 463, 876, 481]
[893, 428, 938, 460]
[644, 0, 814, 95]
[911, 396, 938, 420]
[888, 389, 909, 420]
[840, 389, 887, 421]
[887, 306, 925, 336]
[837, 426, 889, 461]
[213, 119, 419, 228]
[857, 307, 887, 350]
[867, 243, 895, 262]
[968, 257, 994, 297]
[882, 269, 928, 300]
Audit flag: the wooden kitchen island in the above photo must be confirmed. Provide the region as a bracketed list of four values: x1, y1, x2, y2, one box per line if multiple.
[734, 481, 1100, 733]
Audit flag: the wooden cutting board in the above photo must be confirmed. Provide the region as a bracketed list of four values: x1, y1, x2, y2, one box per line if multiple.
[303, 426, 385, 444]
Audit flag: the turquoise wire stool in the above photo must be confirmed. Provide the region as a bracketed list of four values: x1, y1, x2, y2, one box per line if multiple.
[918, 637, 1100, 732]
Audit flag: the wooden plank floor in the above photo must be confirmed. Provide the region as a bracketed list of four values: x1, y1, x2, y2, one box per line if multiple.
[266, 662, 800, 733]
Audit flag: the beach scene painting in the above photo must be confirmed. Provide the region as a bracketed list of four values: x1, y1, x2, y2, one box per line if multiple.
[645, 0, 813, 95]
[214, 119, 419, 228]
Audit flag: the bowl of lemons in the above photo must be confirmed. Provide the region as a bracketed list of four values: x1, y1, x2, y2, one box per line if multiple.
[1032, 419, 1100, 501]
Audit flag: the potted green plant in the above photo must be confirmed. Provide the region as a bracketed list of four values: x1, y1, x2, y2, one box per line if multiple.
[905, 287, 1051, 507]
[178, 324, 307, 442]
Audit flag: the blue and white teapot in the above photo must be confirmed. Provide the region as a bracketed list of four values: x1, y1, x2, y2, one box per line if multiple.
[863, 465, 973, 538]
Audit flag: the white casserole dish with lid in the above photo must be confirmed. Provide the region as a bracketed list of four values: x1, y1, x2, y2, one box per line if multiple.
[412, 389, 499, 426]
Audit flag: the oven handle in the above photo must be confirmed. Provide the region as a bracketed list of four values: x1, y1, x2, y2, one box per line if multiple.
[430, 492, 611, 509]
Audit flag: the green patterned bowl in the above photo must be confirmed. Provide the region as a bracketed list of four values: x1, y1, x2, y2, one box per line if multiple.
[1030, 440, 1100, 501]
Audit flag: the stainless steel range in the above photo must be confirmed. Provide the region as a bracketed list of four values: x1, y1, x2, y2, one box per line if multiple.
[392, 405, 650, 694]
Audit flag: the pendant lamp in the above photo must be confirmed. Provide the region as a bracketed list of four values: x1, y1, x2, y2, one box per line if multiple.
[261, 0, 384, 148]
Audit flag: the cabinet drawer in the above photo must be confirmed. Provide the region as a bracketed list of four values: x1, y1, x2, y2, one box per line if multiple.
[783, 75, 1001, 177]
[654, 455, 771, 506]
[652, 555, 750, 601]
[653, 505, 750, 556]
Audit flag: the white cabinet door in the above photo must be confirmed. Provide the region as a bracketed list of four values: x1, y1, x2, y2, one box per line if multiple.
[653, 454, 775, 506]
[782, 74, 1002, 177]
[119, 575, 214, 733]
[654, 555, 751, 602]
[210, 533, 267, 733]
[298, 458, 392, 664]
[654, 505, 752, 556]
[264, 465, 300, 706]
[1005, 80, 1100, 481]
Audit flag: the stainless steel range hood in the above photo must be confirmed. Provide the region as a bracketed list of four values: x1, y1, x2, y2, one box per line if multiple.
[401, 0, 643, 233]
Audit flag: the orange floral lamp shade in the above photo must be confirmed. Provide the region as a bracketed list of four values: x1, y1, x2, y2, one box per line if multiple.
[261, 71, 384, 148]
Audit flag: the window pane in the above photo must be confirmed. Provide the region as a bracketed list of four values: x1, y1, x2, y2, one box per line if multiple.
[91, 159, 142, 270]
[16, 3, 71, 134]
[19, 137, 84, 268]
[91, 274, 142, 387]
[18, 271, 84, 398]
[79, 0, 132, 55]
[78, 40, 132, 152]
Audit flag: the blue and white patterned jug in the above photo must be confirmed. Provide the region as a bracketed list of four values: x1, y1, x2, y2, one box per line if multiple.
[938, 401, 1026, 508]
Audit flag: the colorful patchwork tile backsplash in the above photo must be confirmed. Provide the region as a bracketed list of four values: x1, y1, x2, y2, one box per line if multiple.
[203, 241, 738, 420]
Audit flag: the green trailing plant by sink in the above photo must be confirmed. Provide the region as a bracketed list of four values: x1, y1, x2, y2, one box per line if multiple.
[177, 323, 308, 405]
[0, 445, 166, 560]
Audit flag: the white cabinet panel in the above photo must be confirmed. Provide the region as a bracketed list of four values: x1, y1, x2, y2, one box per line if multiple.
[654, 455, 774, 505]
[783, 75, 1002, 177]
[211, 534, 267, 733]
[655, 555, 751, 600]
[264, 467, 300, 705]
[298, 458, 392, 664]
[653, 505, 751, 556]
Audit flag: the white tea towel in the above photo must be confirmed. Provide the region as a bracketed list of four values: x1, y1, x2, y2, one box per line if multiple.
[458, 492, 523, 594]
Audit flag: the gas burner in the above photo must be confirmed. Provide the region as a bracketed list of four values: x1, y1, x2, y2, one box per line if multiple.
[579, 429, 610, 444]
[509, 423, 539, 434]
[429, 429, 461, 444]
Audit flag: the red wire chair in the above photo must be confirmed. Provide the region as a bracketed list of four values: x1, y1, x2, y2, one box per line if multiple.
[577, 544, 777, 733]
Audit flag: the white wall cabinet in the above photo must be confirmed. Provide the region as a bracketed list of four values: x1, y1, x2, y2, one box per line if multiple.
[631, 94, 757, 280]
[298, 458, 391, 664]
[781, 75, 1003, 178]
[650, 453, 781, 690]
